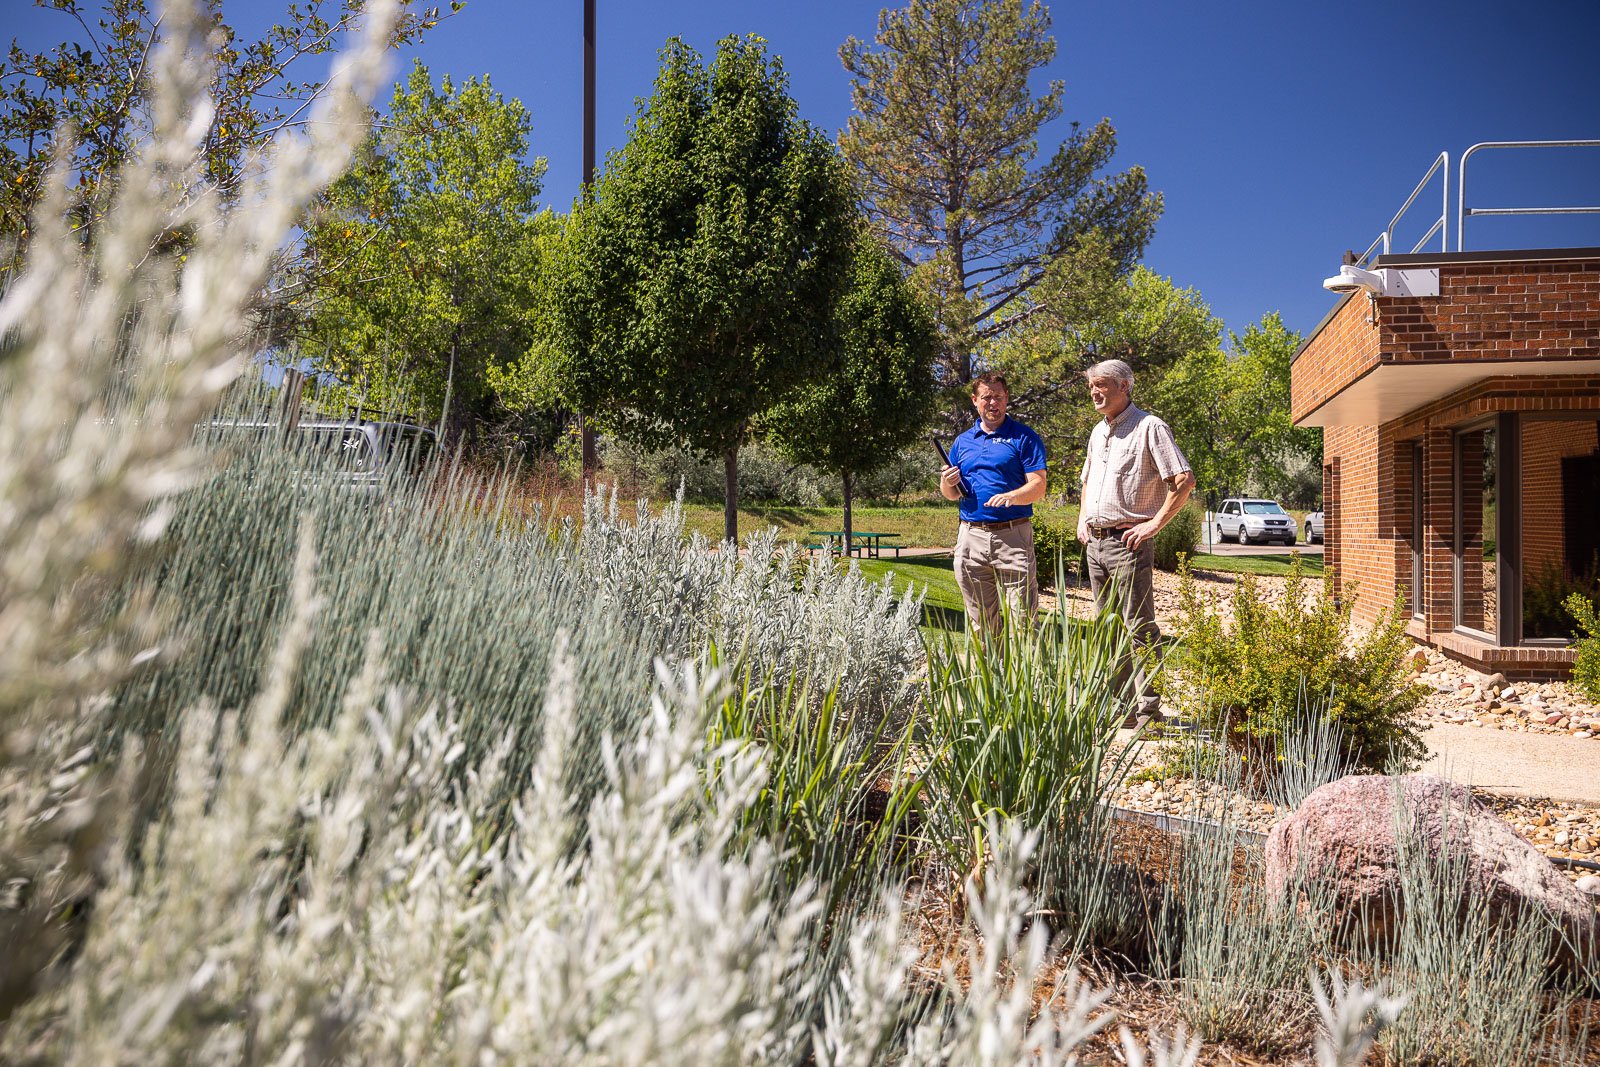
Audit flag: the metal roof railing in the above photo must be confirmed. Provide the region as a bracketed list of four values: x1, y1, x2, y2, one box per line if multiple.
[1351, 140, 1600, 266]
[1356, 151, 1450, 267]
[1456, 139, 1600, 250]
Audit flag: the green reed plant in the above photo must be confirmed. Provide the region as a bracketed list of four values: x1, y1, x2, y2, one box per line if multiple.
[919, 591, 1147, 959]
[920, 602, 1138, 872]
[707, 646, 921, 912]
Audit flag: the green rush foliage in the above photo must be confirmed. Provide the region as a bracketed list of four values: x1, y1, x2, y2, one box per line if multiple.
[918, 585, 1145, 948]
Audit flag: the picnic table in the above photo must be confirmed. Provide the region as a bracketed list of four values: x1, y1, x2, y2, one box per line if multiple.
[807, 530, 902, 559]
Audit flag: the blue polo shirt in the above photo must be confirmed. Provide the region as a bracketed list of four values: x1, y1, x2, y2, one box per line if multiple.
[949, 416, 1047, 523]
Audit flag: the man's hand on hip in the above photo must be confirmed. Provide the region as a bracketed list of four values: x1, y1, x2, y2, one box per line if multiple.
[1122, 520, 1161, 550]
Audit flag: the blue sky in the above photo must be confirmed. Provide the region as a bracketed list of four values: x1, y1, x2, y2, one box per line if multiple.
[10, 0, 1600, 342]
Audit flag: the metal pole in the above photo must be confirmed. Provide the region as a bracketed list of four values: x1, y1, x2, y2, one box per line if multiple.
[578, 0, 599, 479]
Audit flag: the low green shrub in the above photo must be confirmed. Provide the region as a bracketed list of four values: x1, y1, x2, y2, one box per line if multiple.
[1159, 558, 1428, 779]
[1153, 501, 1203, 572]
[1032, 507, 1079, 582]
[1565, 591, 1600, 701]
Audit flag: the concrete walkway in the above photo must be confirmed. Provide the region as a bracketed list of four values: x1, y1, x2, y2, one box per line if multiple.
[1422, 722, 1600, 804]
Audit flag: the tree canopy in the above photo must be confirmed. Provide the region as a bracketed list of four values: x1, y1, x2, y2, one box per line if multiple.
[299, 61, 550, 445]
[766, 233, 939, 544]
[839, 0, 1162, 420]
[548, 34, 857, 542]
[0, 0, 457, 280]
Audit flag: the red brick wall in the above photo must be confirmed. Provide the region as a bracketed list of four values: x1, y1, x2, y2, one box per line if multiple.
[1293, 257, 1600, 425]
[1295, 254, 1600, 678]
[1292, 295, 1378, 422]
[1379, 259, 1600, 363]
[1323, 424, 1394, 612]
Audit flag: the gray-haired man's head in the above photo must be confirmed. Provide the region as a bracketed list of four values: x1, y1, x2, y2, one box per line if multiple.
[1084, 359, 1135, 391]
[1085, 359, 1135, 419]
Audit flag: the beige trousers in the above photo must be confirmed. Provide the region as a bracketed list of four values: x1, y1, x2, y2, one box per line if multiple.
[954, 520, 1037, 639]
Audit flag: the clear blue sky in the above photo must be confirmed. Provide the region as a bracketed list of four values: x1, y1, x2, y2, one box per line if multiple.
[10, 0, 1600, 341]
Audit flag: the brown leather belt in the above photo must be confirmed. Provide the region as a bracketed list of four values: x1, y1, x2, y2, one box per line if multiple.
[963, 517, 1031, 531]
[1088, 523, 1135, 538]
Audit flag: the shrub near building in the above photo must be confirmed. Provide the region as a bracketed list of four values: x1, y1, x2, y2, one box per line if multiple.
[1160, 558, 1428, 779]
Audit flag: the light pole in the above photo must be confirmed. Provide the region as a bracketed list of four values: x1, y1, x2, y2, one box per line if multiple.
[578, 0, 599, 479]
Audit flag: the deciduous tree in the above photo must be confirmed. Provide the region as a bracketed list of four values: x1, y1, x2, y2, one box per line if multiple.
[549, 35, 857, 542]
[0, 0, 457, 279]
[299, 61, 550, 445]
[766, 234, 938, 547]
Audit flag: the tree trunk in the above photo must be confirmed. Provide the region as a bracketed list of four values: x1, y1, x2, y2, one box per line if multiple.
[842, 470, 854, 555]
[579, 417, 598, 482]
[723, 445, 739, 545]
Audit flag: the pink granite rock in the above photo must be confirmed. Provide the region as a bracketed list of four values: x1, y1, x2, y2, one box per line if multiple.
[1265, 775, 1598, 969]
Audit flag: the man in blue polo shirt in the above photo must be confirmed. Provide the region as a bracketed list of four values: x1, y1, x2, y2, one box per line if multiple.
[939, 372, 1048, 640]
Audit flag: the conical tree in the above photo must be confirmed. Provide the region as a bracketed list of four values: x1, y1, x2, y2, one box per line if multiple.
[840, 0, 1162, 425]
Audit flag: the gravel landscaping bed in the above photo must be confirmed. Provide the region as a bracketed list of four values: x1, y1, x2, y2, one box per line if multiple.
[1056, 565, 1600, 895]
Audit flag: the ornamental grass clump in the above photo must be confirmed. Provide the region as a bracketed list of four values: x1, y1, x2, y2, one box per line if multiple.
[1154, 750, 1338, 1053]
[919, 595, 1147, 956]
[1161, 557, 1427, 782]
[1360, 796, 1578, 1066]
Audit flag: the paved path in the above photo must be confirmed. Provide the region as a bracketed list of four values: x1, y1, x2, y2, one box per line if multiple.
[1421, 722, 1600, 804]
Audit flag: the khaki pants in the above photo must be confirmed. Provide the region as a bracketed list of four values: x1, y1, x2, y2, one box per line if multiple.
[954, 520, 1037, 639]
[1085, 532, 1161, 718]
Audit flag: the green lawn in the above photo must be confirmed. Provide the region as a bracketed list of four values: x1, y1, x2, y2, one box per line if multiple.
[851, 552, 968, 632]
[680, 502, 959, 548]
[1181, 552, 1325, 578]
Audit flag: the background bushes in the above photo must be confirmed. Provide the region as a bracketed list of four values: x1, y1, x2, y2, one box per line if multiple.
[1153, 500, 1204, 571]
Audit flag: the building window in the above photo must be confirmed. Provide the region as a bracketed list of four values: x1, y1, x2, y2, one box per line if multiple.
[1519, 416, 1600, 642]
[1452, 424, 1497, 640]
[1411, 442, 1424, 620]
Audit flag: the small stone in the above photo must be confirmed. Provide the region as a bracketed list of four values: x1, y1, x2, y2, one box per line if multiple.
[1577, 875, 1600, 896]
[1575, 838, 1595, 854]
[1555, 830, 1571, 846]
[1545, 713, 1564, 725]
[1578, 731, 1594, 740]
[1500, 686, 1518, 700]
[1557, 717, 1571, 729]
[1482, 672, 1508, 689]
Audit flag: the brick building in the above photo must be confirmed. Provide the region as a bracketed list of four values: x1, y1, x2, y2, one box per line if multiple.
[1293, 195, 1600, 677]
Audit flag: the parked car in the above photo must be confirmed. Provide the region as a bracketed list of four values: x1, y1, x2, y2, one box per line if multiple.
[1213, 498, 1298, 545]
[203, 419, 437, 497]
[1305, 510, 1325, 544]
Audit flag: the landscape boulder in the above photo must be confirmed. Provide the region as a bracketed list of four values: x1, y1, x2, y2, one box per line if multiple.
[1264, 774, 1597, 969]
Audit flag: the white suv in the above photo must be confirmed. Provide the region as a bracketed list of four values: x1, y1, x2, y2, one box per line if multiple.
[1214, 498, 1298, 545]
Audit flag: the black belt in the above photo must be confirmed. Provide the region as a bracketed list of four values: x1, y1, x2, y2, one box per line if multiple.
[1088, 523, 1135, 538]
[963, 517, 1031, 531]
